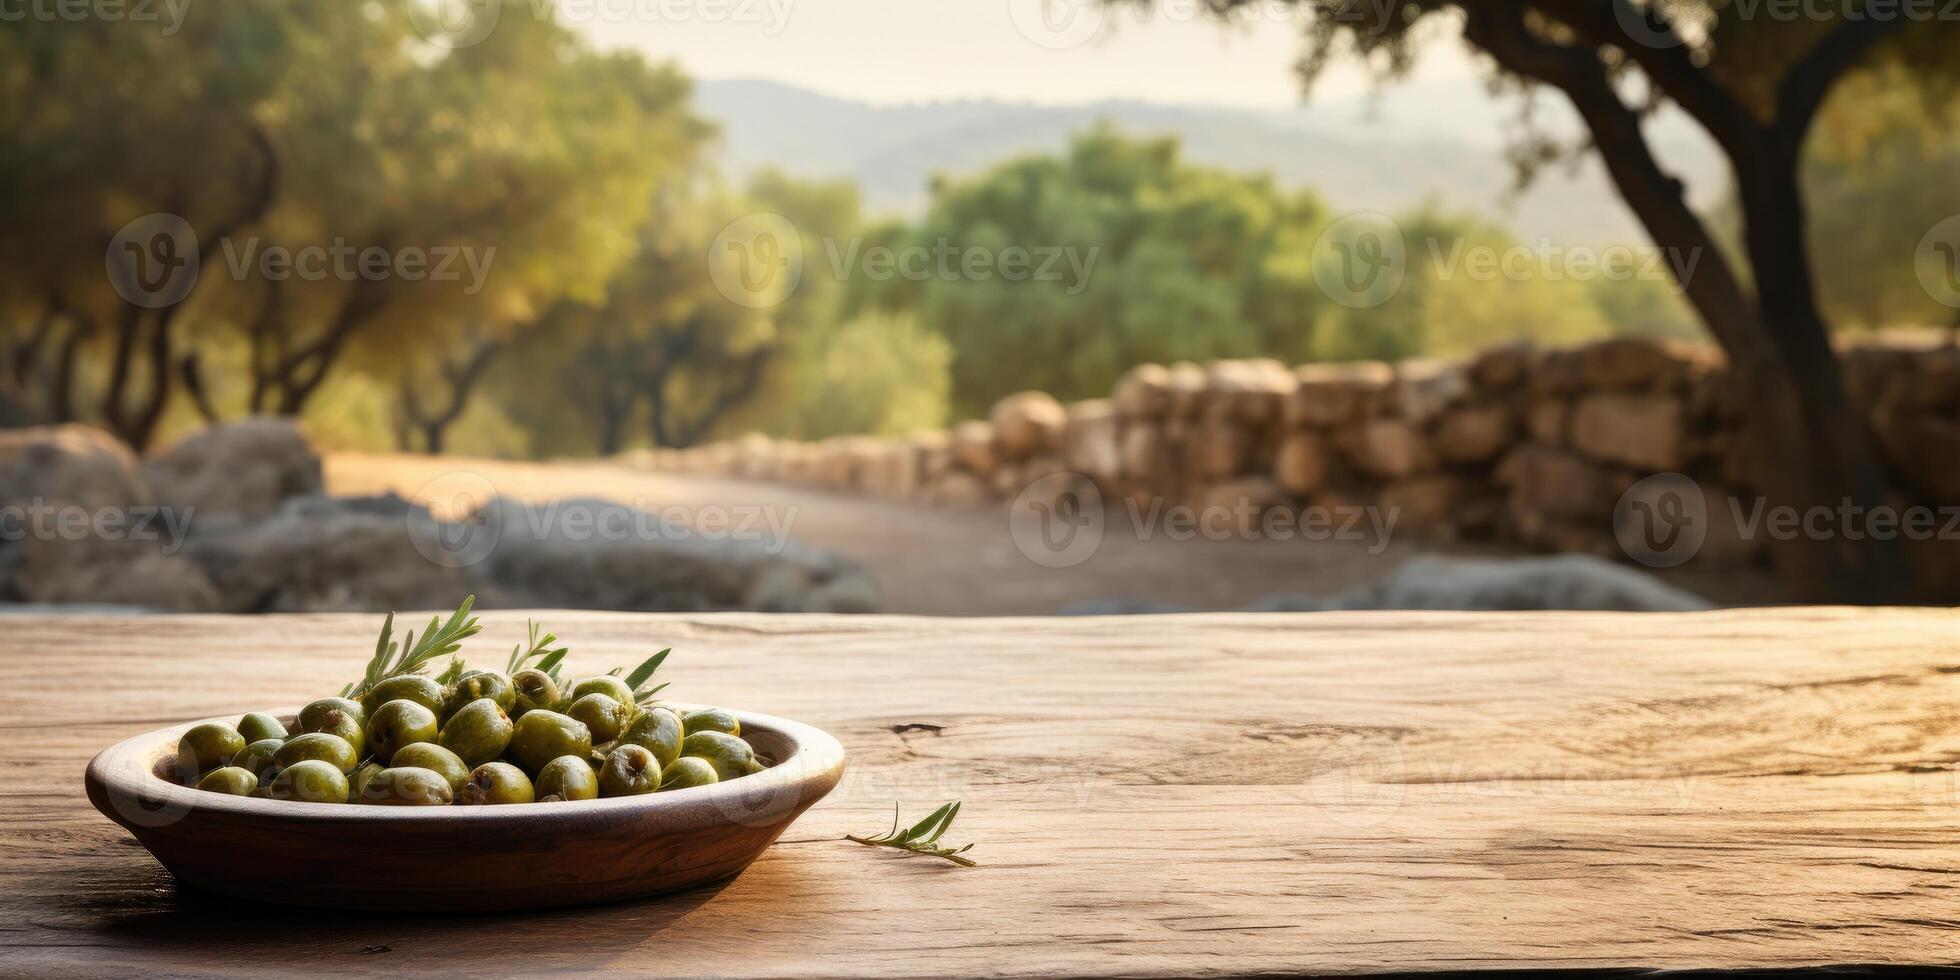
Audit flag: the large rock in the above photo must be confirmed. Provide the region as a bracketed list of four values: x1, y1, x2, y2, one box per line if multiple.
[467, 496, 880, 614]
[1471, 342, 1534, 390]
[1570, 393, 1684, 470]
[145, 417, 323, 521]
[1064, 400, 1121, 481]
[1192, 410, 1252, 479]
[1286, 362, 1392, 427]
[950, 420, 999, 476]
[990, 391, 1068, 460]
[0, 424, 147, 511]
[1339, 418, 1430, 480]
[1273, 431, 1329, 495]
[1388, 360, 1470, 424]
[181, 494, 477, 613]
[1573, 337, 1694, 391]
[1496, 445, 1620, 520]
[1341, 555, 1713, 612]
[1113, 364, 1173, 419]
[1433, 403, 1516, 464]
[1207, 359, 1296, 424]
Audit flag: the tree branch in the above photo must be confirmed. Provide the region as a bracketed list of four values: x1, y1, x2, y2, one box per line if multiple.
[1773, 18, 1908, 155]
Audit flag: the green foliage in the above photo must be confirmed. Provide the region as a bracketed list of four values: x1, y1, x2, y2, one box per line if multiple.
[847, 802, 978, 867]
[729, 311, 953, 440]
[345, 596, 483, 698]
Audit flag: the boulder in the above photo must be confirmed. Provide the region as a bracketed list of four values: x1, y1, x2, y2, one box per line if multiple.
[1207, 359, 1296, 424]
[1165, 362, 1210, 418]
[1064, 400, 1121, 481]
[180, 494, 478, 613]
[0, 424, 147, 511]
[928, 471, 993, 507]
[1286, 362, 1392, 427]
[1113, 363, 1173, 419]
[144, 417, 323, 521]
[1119, 423, 1167, 483]
[1273, 431, 1329, 495]
[1496, 445, 1620, 520]
[990, 391, 1068, 460]
[1527, 399, 1569, 446]
[466, 496, 879, 614]
[1433, 403, 1516, 464]
[1471, 342, 1534, 390]
[1573, 337, 1694, 391]
[1341, 555, 1712, 612]
[1339, 418, 1430, 480]
[1388, 359, 1470, 424]
[1570, 393, 1684, 471]
[21, 548, 221, 612]
[950, 420, 999, 476]
[1192, 411, 1252, 479]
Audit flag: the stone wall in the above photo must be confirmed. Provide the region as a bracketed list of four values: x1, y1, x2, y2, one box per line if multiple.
[640, 335, 1960, 584]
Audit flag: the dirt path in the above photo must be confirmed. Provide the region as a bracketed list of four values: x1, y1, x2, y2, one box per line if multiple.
[327, 453, 1782, 615]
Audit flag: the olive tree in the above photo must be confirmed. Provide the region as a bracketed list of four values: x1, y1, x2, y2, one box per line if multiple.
[1158, 0, 1949, 600]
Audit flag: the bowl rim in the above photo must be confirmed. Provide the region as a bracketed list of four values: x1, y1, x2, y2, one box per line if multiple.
[87, 702, 846, 825]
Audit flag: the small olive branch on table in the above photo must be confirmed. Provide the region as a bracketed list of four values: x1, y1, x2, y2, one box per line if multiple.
[340, 595, 483, 698]
[847, 802, 977, 867]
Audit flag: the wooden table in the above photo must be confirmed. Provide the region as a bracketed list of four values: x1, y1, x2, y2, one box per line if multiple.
[7, 608, 1960, 975]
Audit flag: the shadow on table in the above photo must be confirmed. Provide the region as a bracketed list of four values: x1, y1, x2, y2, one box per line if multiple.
[89, 875, 733, 960]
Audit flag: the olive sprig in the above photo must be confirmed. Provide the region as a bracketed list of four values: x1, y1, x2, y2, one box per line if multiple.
[622, 648, 672, 706]
[341, 595, 483, 698]
[847, 801, 977, 867]
[507, 620, 570, 685]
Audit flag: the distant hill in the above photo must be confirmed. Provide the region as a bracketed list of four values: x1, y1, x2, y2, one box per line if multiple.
[693, 78, 1728, 247]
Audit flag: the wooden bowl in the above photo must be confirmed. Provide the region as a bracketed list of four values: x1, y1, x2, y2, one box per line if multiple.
[85, 705, 846, 912]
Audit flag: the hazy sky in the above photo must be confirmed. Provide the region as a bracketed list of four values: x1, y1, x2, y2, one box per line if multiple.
[565, 0, 1482, 109]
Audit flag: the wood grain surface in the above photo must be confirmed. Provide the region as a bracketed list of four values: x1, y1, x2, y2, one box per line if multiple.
[6, 608, 1960, 975]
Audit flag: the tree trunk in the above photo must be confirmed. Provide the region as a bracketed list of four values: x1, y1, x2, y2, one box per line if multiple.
[1729, 150, 1910, 601]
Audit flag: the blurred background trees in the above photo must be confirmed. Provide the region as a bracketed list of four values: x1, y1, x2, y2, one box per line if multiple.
[0, 0, 1950, 467]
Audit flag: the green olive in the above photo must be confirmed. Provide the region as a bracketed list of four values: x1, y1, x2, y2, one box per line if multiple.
[236, 712, 288, 744]
[457, 762, 535, 805]
[658, 756, 719, 791]
[366, 699, 439, 763]
[620, 706, 684, 768]
[348, 761, 384, 801]
[230, 738, 285, 783]
[535, 756, 598, 802]
[446, 670, 516, 718]
[359, 675, 447, 717]
[567, 675, 636, 710]
[358, 766, 453, 806]
[511, 668, 559, 718]
[566, 693, 630, 743]
[438, 698, 514, 767]
[507, 710, 593, 774]
[196, 766, 259, 796]
[272, 732, 358, 775]
[297, 697, 365, 734]
[267, 759, 350, 803]
[681, 707, 740, 738]
[176, 723, 245, 778]
[389, 742, 471, 792]
[680, 731, 763, 780]
[296, 706, 365, 756]
[598, 744, 662, 797]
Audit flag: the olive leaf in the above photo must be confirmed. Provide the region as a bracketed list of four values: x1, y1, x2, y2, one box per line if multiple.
[434, 657, 467, 686]
[626, 648, 671, 704]
[344, 596, 482, 697]
[506, 620, 569, 684]
[846, 802, 977, 867]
